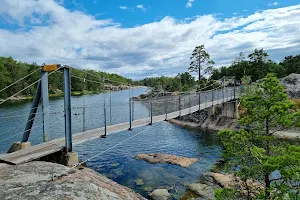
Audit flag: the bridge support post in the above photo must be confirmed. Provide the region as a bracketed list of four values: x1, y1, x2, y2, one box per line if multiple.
[198, 92, 201, 112]
[132, 99, 135, 121]
[41, 69, 49, 142]
[222, 101, 239, 119]
[129, 97, 132, 130]
[149, 100, 153, 125]
[8, 80, 43, 153]
[189, 93, 191, 114]
[234, 78, 236, 100]
[63, 66, 72, 152]
[179, 95, 181, 118]
[82, 78, 86, 132]
[101, 96, 107, 138]
[22, 81, 42, 142]
[62, 66, 79, 166]
[109, 85, 112, 125]
[164, 93, 168, 121]
[223, 78, 225, 103]
[212, 89, 214, 106]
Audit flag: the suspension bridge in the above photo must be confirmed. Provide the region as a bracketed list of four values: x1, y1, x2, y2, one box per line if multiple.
[0, 65, 240, 166]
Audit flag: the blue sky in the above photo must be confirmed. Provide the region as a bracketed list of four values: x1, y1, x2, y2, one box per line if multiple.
[0, 0, 300, 79]
[64, 0, 300, 27]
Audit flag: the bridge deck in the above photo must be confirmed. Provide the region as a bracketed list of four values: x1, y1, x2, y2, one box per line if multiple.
[0, 98, 232, 165]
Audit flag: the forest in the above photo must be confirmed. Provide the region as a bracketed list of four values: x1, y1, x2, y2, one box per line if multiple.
[1, 48, 300, 99]
[0, 56, 135, 99]
[139, 49, 300, 92]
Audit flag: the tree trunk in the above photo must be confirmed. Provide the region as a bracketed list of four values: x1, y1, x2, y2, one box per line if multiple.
[265, 119, 271, 199]
[265, 174, 270, 199]
[198, 61, 201, 112]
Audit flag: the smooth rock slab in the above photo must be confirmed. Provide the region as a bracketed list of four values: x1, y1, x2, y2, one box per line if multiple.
[0, 161, 146, 200]
[135, 153, 198, 168]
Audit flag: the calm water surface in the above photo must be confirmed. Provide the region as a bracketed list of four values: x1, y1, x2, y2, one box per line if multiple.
[75, 122, 221, 199]
[0, 88, 222, 199]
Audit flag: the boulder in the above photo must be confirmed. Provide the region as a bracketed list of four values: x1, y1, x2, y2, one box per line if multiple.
[135, 153, 198, 168]
[188, 183, 215, 200]
[209, 172, 264, 195]
[280, 73, 300, 98]
[0, 161, 146, 200]
[149, 189, 171, 200]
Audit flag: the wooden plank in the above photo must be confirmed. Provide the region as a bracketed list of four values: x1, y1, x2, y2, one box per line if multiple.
[0, 96, 235, 165]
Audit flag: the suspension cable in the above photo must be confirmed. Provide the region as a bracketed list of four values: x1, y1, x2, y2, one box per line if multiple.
[0, 68, 40, 93]
[0, 68, 60, 105]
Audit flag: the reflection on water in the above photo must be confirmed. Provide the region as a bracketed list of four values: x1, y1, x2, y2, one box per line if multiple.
[75, 122, 221, 199]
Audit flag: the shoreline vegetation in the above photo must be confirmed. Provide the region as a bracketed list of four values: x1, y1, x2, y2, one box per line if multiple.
[0, 86, 146, 104]
[0, 56, 139, 103]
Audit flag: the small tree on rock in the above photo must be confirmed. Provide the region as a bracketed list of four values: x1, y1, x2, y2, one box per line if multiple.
[217, 73, 300, 199]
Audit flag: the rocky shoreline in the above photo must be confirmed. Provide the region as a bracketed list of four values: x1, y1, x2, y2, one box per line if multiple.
[168, 106, 300, 141]
[0, 161, 146, 200]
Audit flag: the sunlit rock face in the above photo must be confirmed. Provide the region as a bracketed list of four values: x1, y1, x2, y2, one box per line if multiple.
[0, 161, 146, 200]
[281, 73, 300, 98]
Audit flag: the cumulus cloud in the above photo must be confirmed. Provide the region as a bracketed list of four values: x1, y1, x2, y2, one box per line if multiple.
[268, 2, 279, 6]
[136, 5, 147, 12]
[186, 0, 195, 8]
[119, 6, 128, 10]
[0, 0, 300, 79]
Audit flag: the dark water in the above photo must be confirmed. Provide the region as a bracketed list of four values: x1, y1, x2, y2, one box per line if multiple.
[0, 87, 223, 199]
[75, 122, 221, 199]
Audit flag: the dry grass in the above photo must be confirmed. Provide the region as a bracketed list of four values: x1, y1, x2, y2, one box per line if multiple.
[291, 98, 300, 110]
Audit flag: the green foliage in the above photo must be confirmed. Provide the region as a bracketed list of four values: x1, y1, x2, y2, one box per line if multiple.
[214, 188, 242, 200]
[189, 44, 214, 87]
[0, 56, 135, 99]
[217, 74, 300, 199]
[211, 49, 300, 81]
[138, 72, 196, 92]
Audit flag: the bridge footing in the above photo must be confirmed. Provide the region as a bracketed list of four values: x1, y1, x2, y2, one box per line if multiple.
[222, 100, 239, 119]
[7, 142, 31, 153]
[61, 152, 79, 167]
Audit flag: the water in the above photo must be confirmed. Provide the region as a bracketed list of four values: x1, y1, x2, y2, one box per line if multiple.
[0, 87, 149, 152]
[0, 87, 222, 198]
[75, 122, 221, 199]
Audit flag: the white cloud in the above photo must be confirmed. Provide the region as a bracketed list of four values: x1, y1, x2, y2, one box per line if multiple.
[119, 6, 128, 10]
[268, 2, 279, 6]
[0, 0, 300, 79]
[136, 5, 146, 12]
[186, 0, 195, 8]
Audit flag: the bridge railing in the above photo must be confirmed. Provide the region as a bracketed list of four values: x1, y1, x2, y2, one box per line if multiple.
[0, 66, 240, 154]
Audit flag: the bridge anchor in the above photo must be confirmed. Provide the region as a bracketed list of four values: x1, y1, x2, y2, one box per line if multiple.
[7, 142, 31, 153]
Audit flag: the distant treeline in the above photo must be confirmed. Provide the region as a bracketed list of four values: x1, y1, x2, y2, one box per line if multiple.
[0, 56, 135, 99]
[211, 50, 300, 81]
[138, 49, 300, 92]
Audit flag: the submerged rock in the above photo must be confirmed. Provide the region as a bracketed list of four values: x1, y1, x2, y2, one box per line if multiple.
[135, 153, 198, 168]
[0, 161, 146, 200]
[135, 178, 145, 186]
[188, 183, 215, 200]
[143, 186, 153, 192]
[149, 189, 171, 200]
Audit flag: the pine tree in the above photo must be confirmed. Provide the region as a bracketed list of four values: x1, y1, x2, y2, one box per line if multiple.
[217, 73, 300, 199]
